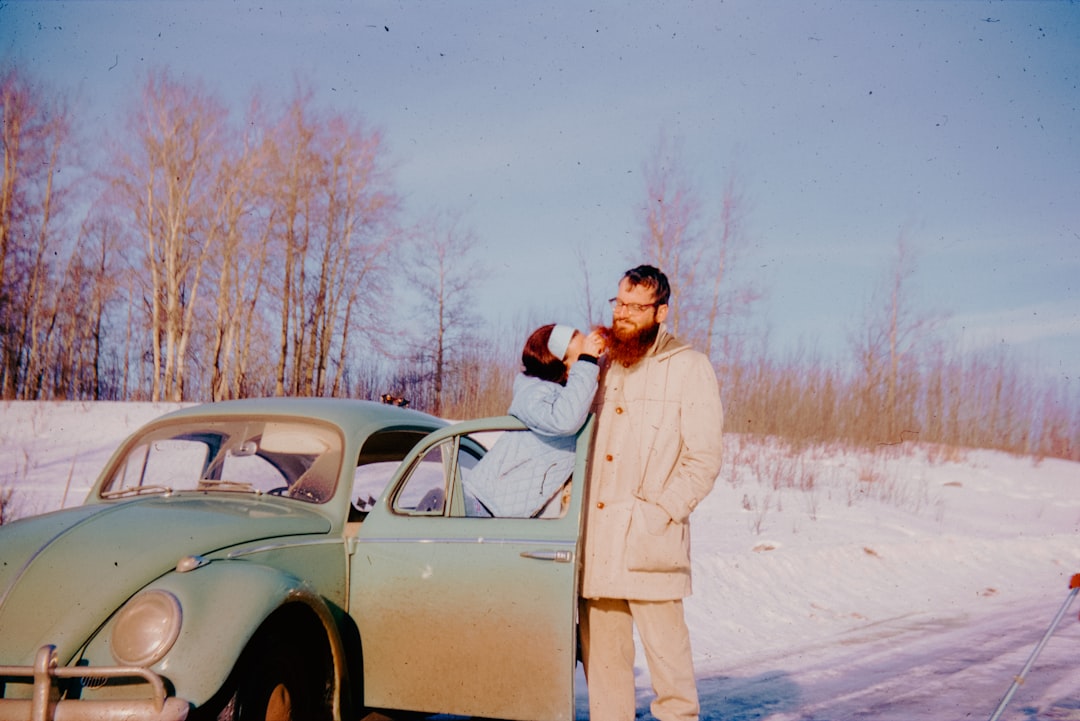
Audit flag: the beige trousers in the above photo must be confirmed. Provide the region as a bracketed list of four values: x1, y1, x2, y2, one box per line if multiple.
[579, 597, 699, 721]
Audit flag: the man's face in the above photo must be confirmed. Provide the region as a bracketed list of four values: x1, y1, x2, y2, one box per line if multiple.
[611, 278, 667, 339]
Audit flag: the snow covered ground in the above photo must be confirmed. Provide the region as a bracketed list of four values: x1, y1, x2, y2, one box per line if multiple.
[2, 401, 1079, 720]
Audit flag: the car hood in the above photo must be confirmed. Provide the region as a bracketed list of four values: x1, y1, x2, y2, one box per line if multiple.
[0, 495, 332, 664]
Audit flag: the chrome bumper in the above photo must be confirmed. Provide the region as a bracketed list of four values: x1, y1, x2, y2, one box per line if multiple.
[0, 645, 189, 721]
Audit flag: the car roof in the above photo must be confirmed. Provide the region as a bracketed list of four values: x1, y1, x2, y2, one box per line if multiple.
[151, 397, 446, 436]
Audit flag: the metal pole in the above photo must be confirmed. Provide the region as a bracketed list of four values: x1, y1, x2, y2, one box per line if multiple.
[987, 573, 1080, 721]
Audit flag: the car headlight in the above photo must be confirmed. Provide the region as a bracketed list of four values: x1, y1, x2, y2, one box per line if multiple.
[110, 590, 182, 667]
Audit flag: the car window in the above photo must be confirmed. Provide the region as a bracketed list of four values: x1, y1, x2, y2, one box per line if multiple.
[392, 436, 480, 516]
[219, 448, 290, 492]
[393, 442, 451, 515]
[99, 418, 344, 503]
[114, 438, 209, 491]
[349, 429, 433, 518]
[352, 461, 399, 511]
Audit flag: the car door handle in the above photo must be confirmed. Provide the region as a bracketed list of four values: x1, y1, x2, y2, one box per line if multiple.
[520, 550, 573, 563]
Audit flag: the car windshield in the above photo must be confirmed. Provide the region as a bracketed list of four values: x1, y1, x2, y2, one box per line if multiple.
[99, 418, 344, 504]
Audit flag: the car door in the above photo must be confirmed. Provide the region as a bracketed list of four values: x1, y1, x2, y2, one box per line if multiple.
[350, 415, 593, 721]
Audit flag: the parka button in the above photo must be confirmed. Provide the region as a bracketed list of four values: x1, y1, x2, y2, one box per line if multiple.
[615, 406, 624, 414]
[605, 454, 613, 462]
[596, 502, 605, 509]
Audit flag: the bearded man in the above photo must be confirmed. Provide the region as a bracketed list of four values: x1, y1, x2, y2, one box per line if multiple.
[579, 264, 725, 721]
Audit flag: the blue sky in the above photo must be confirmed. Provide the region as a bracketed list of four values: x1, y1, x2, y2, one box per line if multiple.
[4, 1, 1078, 380]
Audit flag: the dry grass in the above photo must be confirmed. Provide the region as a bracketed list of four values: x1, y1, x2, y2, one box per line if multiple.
[719, 342, 1078, 464]
[0, 448, 27, 526]
[725, 431, 954, 535]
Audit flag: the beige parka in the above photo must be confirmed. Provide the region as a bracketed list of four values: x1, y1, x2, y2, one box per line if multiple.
[580, 327, 724, 601]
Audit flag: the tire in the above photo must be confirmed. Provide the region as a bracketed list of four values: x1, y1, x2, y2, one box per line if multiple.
[208, 606, 335, 721]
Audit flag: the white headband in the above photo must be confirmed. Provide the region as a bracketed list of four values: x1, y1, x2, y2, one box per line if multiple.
[547, 324, 575, 361]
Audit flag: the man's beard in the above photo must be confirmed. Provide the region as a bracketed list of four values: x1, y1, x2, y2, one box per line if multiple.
[605, 320, 660, 367]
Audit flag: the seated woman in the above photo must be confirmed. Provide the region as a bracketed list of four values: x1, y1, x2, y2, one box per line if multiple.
[464, 323, 606, 517]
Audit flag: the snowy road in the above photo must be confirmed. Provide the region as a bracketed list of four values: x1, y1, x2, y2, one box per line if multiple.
[685, 600, 1080, 721]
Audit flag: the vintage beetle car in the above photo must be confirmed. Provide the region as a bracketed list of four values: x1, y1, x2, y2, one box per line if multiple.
[0, 398, 594, 721]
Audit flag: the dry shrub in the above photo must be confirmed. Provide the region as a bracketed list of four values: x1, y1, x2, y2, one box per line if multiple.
[0, 485, 15, 526]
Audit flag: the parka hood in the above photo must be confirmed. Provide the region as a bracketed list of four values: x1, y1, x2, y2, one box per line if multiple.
[650, 326, 691, 361]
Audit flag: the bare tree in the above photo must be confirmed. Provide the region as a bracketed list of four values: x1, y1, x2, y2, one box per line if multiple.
[0, 66, 78, 399]
[266, 89, 398, 397]
[265, 92, 314, 397]
[639, 135, 702, 339]
[637, 134, 760, 361]
[0, 67, 36, 337]
[313, 114, 396, 397]
[575, 242, 604, 331]
[206, 99, 274, 401]
[403, 211, 485, 416]
[19, 106, 74, 399]
[702, 175, 761, 368]
[77, 215, 125, 399]
[849, 232, 940, 443]
[110, 69, 227, 401]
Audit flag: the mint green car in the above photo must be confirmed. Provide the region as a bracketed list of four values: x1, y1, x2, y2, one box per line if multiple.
[0, 398, 593, 721]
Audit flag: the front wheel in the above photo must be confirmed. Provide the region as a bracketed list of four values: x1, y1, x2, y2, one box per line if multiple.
[207, 607, 335, 721]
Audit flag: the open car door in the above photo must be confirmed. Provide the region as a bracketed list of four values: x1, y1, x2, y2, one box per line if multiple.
[350, 415, 593, 721]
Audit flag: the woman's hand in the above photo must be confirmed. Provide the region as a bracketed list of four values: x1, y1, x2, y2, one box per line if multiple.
[584, 328, 608, 357]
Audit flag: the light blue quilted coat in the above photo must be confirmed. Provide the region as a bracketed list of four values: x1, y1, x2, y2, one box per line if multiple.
[464, 359, 598, 517]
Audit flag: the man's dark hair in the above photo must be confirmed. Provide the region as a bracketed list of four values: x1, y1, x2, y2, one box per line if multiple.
[623, 264, 671, 307]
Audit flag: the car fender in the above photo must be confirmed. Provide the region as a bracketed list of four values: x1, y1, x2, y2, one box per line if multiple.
[83, 559, 347, 709]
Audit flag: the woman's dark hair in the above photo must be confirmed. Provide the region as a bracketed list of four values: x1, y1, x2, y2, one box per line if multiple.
[522, 324, 572, 384]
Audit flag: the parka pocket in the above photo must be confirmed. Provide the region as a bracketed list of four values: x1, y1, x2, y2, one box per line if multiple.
[625, 499, 690, 572]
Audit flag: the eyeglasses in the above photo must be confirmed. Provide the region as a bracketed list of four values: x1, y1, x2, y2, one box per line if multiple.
[609, 298, 658, 314]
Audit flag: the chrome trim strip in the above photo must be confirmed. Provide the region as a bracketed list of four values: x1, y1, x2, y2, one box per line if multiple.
[355, 537, 576, 546]
[226, 537, 347, 559]
[520, 549, 574, 563]
[227, 536, 575, 558]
